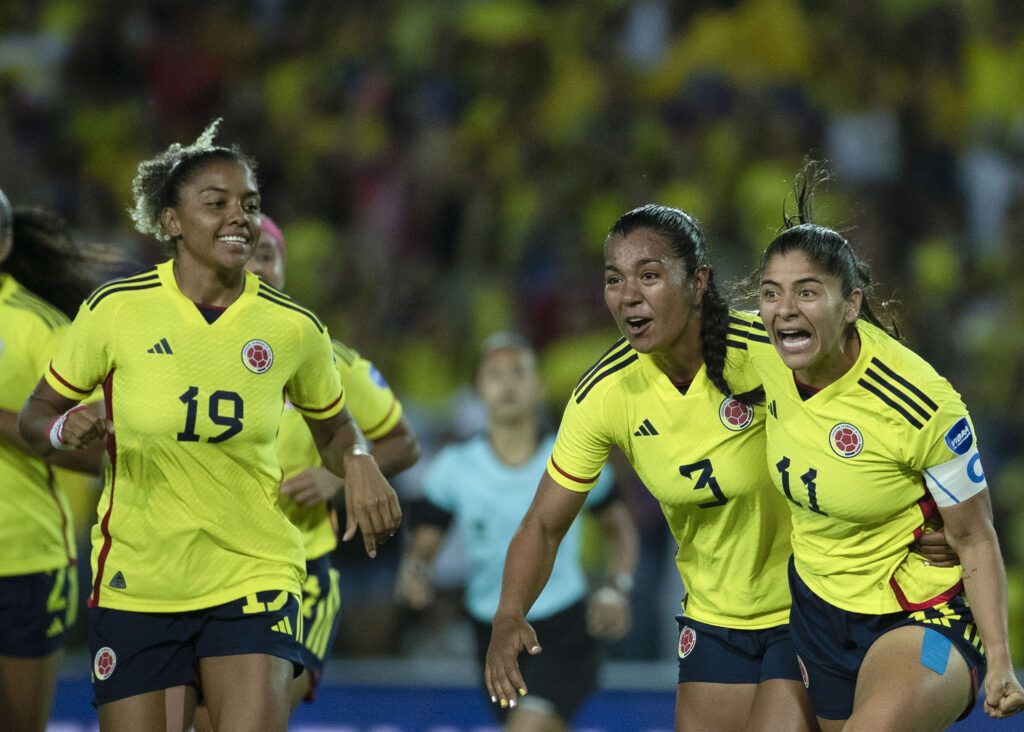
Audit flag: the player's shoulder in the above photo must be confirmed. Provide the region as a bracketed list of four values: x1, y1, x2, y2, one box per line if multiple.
[330, 338, 364, 368]
[570, 336, 641, 405]
[854, 323, 957, 431]
[84, 266, 162, 313]
[724, 310, 773, 353]
[254, 280, 327, 335]
[1, 280, 69, 331]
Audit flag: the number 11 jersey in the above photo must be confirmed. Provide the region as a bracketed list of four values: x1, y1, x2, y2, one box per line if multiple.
[45, 260, 344, 612]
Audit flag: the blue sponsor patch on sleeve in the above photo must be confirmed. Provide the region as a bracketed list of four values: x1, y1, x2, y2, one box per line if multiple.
[944, 417, 973, 455]
[369, 364, 389, 389]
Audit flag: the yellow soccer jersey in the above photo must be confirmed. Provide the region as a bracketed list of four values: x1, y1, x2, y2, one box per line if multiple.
[746, 318, 978, 614]
[547, 323, 792, 629]
[276, 339, 403, 561]
[0, 274, 76, 575]
[44, 260, 344, 612]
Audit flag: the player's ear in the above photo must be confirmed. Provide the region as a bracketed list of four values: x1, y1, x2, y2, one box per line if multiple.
[845, 288, 863, 323]
[160, 207, 181, 239]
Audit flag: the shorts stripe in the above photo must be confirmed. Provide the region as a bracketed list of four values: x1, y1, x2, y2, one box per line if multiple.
[306, 568, 340, 658]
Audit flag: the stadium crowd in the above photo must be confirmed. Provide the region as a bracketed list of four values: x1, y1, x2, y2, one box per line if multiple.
[2, 0, 1023, 671]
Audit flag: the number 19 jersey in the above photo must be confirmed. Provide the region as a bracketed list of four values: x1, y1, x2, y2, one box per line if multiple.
[546, 326, 792, 629]
[45, 260, 344, 612]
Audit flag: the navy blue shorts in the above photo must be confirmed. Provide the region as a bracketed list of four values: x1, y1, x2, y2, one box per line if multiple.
[0, 564, 78, 657]
[297, 553, 342, 700]
[788, 557, 985, 720]
[88, 589, 303, 706]
[473, 599, 598, 723]
[675, 615, 801, 684]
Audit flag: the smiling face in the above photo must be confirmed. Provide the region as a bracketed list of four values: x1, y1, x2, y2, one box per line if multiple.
[603, 228, 707, 375]
[160, 157, 261, 275]
[759, 249, 863, 387]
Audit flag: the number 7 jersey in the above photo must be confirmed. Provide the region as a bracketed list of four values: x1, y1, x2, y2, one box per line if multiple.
[45, 260, 345, 613]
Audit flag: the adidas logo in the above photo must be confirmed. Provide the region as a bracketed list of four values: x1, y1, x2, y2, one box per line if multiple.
[109, 571, 127, 590]
[768, 400, 778, 419]
[146, 338, 173, 354]
[271, 617, 294, 635]
[633, 419, 659, 437]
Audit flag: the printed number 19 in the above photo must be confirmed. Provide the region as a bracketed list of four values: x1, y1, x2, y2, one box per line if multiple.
[177, 386, 244, 443]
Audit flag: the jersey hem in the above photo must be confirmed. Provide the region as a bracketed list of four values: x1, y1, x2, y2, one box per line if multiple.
[682, 607, 791, 630]
[0, 557, 75, 578]
[87, 576, 303, 613]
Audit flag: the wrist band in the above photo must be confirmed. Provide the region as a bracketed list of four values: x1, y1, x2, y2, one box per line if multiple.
[48, 405, 87, 450]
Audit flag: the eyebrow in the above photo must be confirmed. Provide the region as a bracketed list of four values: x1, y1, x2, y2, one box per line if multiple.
[605, 257, 664, 270]
[761, 276, 824, 287]
[199, 186, 260, 197]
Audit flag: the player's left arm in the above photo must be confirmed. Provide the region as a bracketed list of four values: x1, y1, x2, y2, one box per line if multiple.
[303, 409, 401, 558]
[940, 490, 1024, 718]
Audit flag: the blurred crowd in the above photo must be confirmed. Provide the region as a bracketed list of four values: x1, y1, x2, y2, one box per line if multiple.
[2, 0, 1023, 663]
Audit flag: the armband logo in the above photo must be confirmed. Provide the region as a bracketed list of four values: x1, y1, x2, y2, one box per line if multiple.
[719, 397, 754, 431]
[967, 453, 985, 484]
[830, 423, 863, 458]
[944, 418, 973, 456]
[242, 339, 274, 374]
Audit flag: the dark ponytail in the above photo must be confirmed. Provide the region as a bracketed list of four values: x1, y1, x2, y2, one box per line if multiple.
[4, 207, 127, 318]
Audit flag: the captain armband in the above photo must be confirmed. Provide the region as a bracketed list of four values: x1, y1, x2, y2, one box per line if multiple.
[923, 450, 988, 508]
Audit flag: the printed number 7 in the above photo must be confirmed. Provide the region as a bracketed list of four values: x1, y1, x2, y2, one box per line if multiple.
[679, 459, 728, 508]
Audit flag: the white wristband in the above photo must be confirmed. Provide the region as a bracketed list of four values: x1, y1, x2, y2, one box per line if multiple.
[48, 405, 87, 450]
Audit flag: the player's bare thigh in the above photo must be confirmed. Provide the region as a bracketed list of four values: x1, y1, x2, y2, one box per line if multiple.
[846, 625, 971, 731]
[676, 681, 757, 732]
[0, 651, 64, 732]
[747, 678, 818, 732]
[98, 685, 197, 732]
[199, 653, 292, 732]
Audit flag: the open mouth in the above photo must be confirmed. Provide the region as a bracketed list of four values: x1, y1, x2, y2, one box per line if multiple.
[625, 316, 652, 334]
[777, 328, 812, 351]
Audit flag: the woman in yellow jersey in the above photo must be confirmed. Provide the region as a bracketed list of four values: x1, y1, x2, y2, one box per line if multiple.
[17, 121, 401, 732]
[247, 215, 421, 706]
[485, 204, 817, 731]
[751, 163, 1023, 729]
[0, 196, 110, 732]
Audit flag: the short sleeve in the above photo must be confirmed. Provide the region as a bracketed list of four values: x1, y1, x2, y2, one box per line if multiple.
[287, 326, 345, 419]
[333, 341, 402, 440]
[45, 301, 113, 400]
[906, 382, 988, 507]
[547, 390, 614, 493]
[584, 461, 617, 507]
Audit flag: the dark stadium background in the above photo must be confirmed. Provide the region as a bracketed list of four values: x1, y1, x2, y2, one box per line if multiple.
[2, 1, 1022, 729]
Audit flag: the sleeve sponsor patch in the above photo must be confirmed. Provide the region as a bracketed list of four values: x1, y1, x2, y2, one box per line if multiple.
[943, 417, 973, 455]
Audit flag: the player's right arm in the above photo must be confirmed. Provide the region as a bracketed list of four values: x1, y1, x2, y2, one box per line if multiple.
[485, 473, 588, 709]
[19, 379, 112, 456]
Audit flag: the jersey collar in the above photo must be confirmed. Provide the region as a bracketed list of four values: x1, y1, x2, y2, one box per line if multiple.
[156, 259, 259, 327]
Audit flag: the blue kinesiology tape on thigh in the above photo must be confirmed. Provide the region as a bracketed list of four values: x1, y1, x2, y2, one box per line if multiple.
[919, 628, 952, 675]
